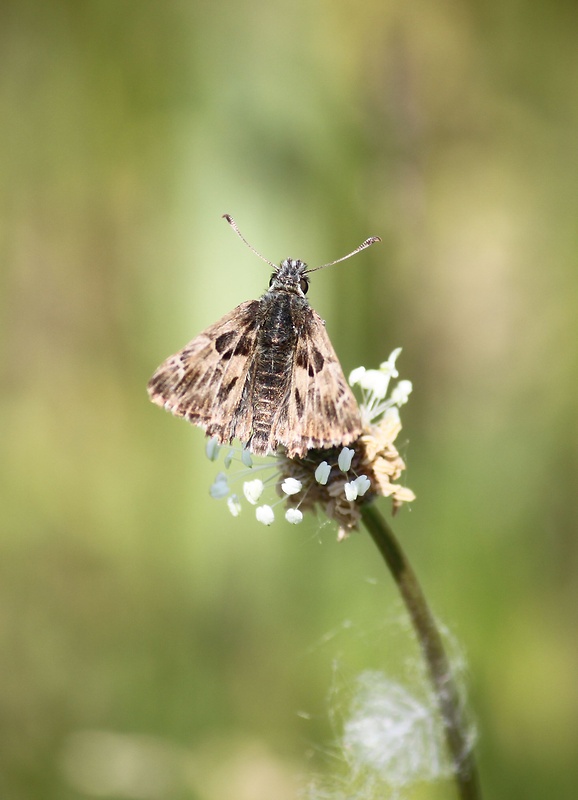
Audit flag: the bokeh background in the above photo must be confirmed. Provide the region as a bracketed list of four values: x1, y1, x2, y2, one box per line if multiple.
[2, 1, 578, 798]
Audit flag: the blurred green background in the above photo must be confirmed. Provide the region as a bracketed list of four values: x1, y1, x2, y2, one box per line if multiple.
[2, 1, 578, 798]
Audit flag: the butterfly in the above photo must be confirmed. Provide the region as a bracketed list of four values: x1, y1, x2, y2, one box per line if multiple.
[147, 215, 380, 458]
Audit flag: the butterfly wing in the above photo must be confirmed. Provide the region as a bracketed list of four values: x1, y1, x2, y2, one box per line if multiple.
[147, 300, 260, 446]
[270, 307, 362, 457]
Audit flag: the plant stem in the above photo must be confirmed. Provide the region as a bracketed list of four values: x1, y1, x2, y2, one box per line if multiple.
[361, 503, 481, 800]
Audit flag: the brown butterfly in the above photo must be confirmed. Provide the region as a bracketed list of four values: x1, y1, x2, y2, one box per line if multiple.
[147, 215, 380, 458]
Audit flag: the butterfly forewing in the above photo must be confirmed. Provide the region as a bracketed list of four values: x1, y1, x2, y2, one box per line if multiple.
[147, 300, 259, 445]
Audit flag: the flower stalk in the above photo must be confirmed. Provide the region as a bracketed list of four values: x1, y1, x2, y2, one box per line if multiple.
[361, 502, 481, 800]
[204, 350, 481, 796]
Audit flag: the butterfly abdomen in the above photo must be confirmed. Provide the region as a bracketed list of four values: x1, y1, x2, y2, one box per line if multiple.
[248, 291, 304, 455]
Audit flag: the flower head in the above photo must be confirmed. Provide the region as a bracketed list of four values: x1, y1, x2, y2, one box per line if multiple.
[206, 349, 415, 535]
[276, 349, 415, 536]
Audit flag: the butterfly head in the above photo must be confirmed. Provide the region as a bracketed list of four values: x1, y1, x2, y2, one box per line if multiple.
[269, 258, 310, 296]
[222, 214, 381, 298]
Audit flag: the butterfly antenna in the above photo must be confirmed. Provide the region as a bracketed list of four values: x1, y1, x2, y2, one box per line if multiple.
[222, 214, 277, 269]
[306, 235, 382, 273]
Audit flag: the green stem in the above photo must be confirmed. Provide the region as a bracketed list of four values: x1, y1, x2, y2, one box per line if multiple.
[361, 503, 481, 800]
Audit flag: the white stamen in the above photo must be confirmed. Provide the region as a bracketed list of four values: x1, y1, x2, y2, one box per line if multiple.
[349, 366, 366, 387]
[358, 369, 390, 398]
[380, 347, 402, 377]
[223, 450, 234, 469]
[285, 508, 303, 524]
[353, 475, 371, 496]
[256, 505, 275, 525]
[210, 472, 229, 499]
[205, 437, 221, 461]
[352, 348, 410, 425]
[281, 477, 302, 496]
[227, 495, 242, 517]
[390, 379, 413, 406]
[338, 447, 355, 472]
[243, 478, 264, 505]
[344, 481, 359, 502]
[241, 448, 253, 468]
[315, 461, 331, 485]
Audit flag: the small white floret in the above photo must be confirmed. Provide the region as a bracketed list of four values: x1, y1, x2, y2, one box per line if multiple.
[210, 472, 229, 499]
[223, 450, 235, 469]
[243, 479, 264, 505]
[256, 505, 275, 525]
[344, 475, 371, 502]
[227, 495, 242, 517]
[241, 448, 253, 468]
[285, 508, 303, 524]
[338, 447, 355, 472]
[315, 461, 331, 485]
[344, 481, 359, 502]
[281, 477, 302, 496]
[205, 437, 221, 461]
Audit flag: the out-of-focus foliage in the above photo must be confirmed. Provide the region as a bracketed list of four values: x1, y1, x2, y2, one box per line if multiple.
[2, 1, 578, 798]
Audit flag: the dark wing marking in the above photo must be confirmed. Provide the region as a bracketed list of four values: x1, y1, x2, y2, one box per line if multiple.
[147, 300, 260, 446]
[270, 308, 362, 457]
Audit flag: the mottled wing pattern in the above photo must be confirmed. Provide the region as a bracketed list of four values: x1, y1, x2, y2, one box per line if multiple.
[271, 308, 362, 457]
[147, 300, 260, 446]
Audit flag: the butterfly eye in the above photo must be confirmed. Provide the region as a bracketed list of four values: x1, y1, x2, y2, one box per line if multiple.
[269, 274, 275, 287]
[300, 277, 309, 294]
